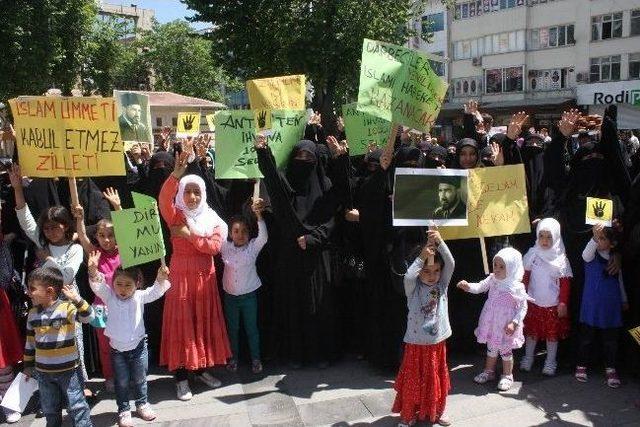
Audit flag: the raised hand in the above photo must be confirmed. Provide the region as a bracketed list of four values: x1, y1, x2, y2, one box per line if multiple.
[506, 111, 529, 140]
[456, 280, 470, 292]
[592, 223, 604, 239]
[251, 197, 265, 219]
[558, 109, 580, 137]
[254, 133, 268, 150]
[427, 227, 442, 246]
[87, 250, 101, 278]
[61, 284, 81, 304]
[490, 141, 504, 166]
[157, 264, 170, 282]
[380, 152, 392, 171]
[72, 205, 84, 220]
[326, 135, 347, 158]
[172, 151, 189, 179]
[7, 164, 23, 189]
[297, 235, 307, 250]
[103, 187, 121, 211]
[464, 100, 479, 116]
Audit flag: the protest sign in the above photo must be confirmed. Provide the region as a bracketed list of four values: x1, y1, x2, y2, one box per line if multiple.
[9, 96, 125, 178]
[176, 112, 201, 137]
[214, 109, 306, 179]
[342, 102, 391, 156]
[254, 109, 272, 132]
[112, 192, 165, 268]
[393, 168, 469, 226]
[114, 91, 153, 144]
[247, 75, 306, 110]
[357, 39, 448, 132]
[205, 113, 217, 132]
[629, 326, 640, 346]
[439, 164, 531, 240]
[585, 197, 613, 226]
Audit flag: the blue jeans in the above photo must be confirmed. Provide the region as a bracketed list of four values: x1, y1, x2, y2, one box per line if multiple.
[110, 338, 149, 413]
[37, 368, 92, 427]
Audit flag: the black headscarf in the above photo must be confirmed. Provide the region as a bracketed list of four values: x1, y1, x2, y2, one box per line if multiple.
[424, 145, 448, 168]
[394, 146, 422, 167]
[137, 151, 175, 199]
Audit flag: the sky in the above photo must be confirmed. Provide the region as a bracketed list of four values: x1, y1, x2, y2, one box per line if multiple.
[105, 0, 210, 30]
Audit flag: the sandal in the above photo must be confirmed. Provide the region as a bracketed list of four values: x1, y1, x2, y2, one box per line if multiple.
[575, 366, 588, 382]
[497, 374, 514, 391]
[473, 370, 496, 384]
[606, 369, 621, 388]
[226, 358, 238, 373]
[252, 359, 263, 374]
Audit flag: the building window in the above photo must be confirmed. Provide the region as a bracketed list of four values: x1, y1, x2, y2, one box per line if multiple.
[485, 66, 524, 93]
[422, 12, 445, 34]
[630, 53, 640, 79]
[455, 0, 525, 20]
[454, 30, 525, 59]
[453, 76, 483, 97]
[172, 117, 178, 127]
[631, 10, 640, 36]
[529, 68, 572, 91]
[529, 24, 574, 49]
[429, 52, 446, 77]
[156, 117, 162, 127]
[592, 13, 623, 41]
[590, 55, 621, 82]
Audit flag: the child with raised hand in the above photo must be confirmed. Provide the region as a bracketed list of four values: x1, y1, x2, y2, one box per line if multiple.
[575, 224, 627, 388]
[393, 228, 454, 427]
[87, 250, 170, 427]
[221, 197, 268, 374]
[8, 164, 91, 385]
[520, 218, 572, 376]
[23, 267, 95, 427]
[457, 247, 529, 391]
[74, 186, 122, 392]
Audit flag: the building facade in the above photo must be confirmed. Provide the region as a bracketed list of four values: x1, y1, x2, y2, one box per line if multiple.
[98, 2, 155, 38]
[443, 0, 640, 132]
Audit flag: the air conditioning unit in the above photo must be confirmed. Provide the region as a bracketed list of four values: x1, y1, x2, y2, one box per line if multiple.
[472, 56, 482, 66]
[576, 72, 587, 83]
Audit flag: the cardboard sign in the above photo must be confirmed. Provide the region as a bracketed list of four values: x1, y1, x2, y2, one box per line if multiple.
[9, 96, 125, 177]
[393, 168, 469, 226]
[111, 192, 165, 268]
[176, 112, 201, 137]
[585, 197, 613, 226]
[439, 164, 531, 240]
[357, 39, 448, 132]
[342, 102, 391, 156]
[114, 91, 153, 144]
[247, 75, 306, 110]
[214, 109, 306, 179]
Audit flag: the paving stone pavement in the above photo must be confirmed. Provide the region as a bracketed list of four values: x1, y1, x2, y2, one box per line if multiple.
[7, 354, 640, 426]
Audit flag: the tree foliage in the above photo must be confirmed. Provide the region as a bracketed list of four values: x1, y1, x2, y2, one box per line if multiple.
[183, 0, 454, 126]
[0, 0, 97, 99]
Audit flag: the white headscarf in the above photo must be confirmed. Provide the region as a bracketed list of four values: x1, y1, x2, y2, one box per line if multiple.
[493, 247, 530, 301]
[175, 174, 227, 237]
[523, 218, 573, 277]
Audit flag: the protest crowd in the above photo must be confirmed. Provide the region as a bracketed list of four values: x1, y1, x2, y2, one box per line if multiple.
[1, 42, 640, 427]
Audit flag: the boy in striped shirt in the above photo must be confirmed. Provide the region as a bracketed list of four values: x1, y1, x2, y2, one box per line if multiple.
[24, 267, 94, 427]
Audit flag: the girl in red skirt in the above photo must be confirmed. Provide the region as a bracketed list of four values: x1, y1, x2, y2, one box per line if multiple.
[393, 229, 454, 427]
[520, 218, 572, 376]
[159, 151, 231, 401]
[0, 228, 24, 423]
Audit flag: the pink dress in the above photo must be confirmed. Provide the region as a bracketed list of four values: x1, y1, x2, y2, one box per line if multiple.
[158, 175, 231, 371]
[469, 275, 527, 353]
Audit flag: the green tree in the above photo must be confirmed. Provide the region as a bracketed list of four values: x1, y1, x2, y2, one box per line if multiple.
[135, 21, 240, 101]
[0, 0, 97, 99]
[184, 0, 453, 129]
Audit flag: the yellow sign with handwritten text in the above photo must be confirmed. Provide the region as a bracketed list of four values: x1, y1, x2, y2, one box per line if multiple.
[8, 96, 125, 178]
[585, 197, 613, 227]
[440, 164, 530, 240]
[247, 75, 306, 110]
[176, 112, 200, 137]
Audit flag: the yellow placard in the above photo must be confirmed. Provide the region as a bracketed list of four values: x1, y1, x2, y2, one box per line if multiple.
[629, 326, 640, 346]
[8, 96, 125, 178]
[176, 112, 200, 136]
[440, 164, 531, 240]
[585, 197, 613, 226]
[246, 75, 306, 110]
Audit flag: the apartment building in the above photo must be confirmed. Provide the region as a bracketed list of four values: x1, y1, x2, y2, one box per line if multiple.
[98, 2, 155, 39]
[443, 0, 640, 131]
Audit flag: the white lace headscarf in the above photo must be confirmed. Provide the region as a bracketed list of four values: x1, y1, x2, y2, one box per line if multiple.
[175, 174, 227, 237]
[523, 218, 573, 277]
[493, 247, 529, 301]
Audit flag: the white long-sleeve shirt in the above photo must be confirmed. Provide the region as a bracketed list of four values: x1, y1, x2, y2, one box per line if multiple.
[582, 239, 627, 303]
[17, 205, 83, 286]
[221, 219, 268, 296]
[89, 272, 170, 352]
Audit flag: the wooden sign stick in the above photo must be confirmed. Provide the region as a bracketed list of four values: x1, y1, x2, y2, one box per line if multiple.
[68, 177, 80, 208]
[253, 179, 260, 201]
[479, 237, 490, 275]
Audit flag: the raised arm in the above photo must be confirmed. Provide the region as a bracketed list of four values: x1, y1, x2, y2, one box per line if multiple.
[438, 240, 455, 290]
[582, 238, 598, 262]
[159, 175, 182, 226]
[88, 271, 113, 303]
[250, 218, 268, 255]
[140, 279, 171, 304]
[73, 205, 95, 255]
[403, 257, 423, 297]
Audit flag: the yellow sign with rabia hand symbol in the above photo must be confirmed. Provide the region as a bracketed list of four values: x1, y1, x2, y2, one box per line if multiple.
[585, 197, 613, 227]
[176, 112, 200, 137]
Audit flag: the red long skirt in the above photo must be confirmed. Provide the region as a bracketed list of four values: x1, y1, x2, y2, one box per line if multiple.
[392, 341, 450, 423]
[0, 289, 23, 369]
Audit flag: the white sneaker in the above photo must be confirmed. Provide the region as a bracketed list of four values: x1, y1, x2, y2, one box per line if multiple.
[4, 409, 21, 424]
[196, 371, 222, 389]
[176, 379, 193, 401]
[542, 360, 556, 376]
[519, 356, 534, 372]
